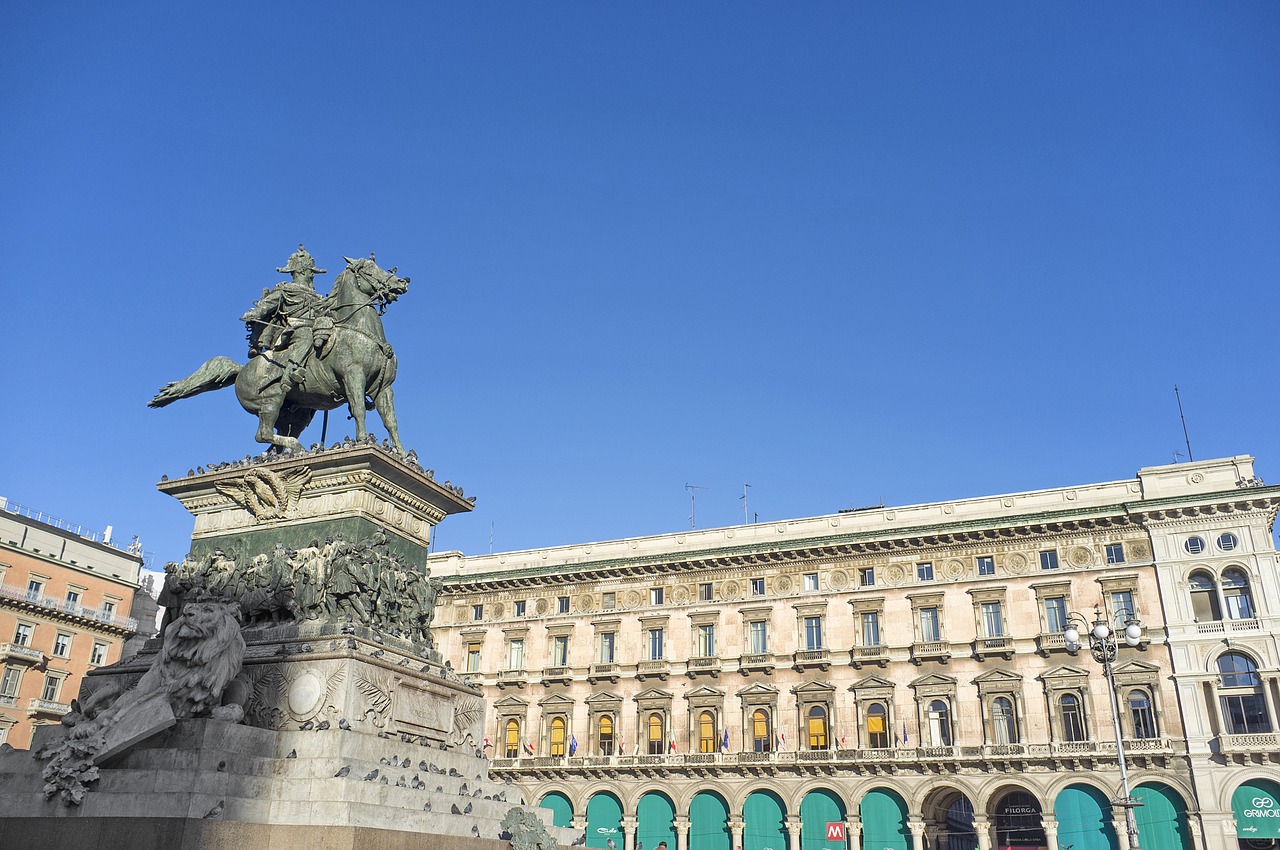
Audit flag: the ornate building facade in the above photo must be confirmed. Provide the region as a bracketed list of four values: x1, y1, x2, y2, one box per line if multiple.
[430, 456, 1280, 850]
[0, 501, 142, 749]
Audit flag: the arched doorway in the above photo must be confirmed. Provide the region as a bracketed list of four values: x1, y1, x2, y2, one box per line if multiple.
[689, 791, 731, 850]
[860, 788, 910, 850]
[744, 790, 787, 850]
[991, 789, 1045, 849]
[923, 789, 978, 850]
[1053, 785, 1117, 850]
[540, 791, 574, 829]
[1133, 783, 1192, 850]
[799, 788, 845, 850]
[586, 792, 623, 850]
[637, 791, 677, 850]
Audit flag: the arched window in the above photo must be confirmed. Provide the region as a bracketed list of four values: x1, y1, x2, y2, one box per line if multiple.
[598, 714, 615, 755]
[647, 712, 665, 755]
[1217, 652, 1271, 734]
[1189, 571, 1222, 622]
[927, 699, 952, 747]
[1128, 690, 1157, 739]
[866, 702, 889, 748]
[807, 705, 829, 750]
[1221, 569, 1255, 620]
[549, 716, 566, 756]
[1060, 693, 1087, 742]
[752, 708, 772, 752]
[992, 696, 1018, 745]
[504, 718, 520, 758]
[698, 710, 718, 753]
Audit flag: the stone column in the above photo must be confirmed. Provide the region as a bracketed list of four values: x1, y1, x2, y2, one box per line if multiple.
[1040, 813, 1058, 850]
[972, 816, 993, 850]
[844, 818, 861, 850]
[674, 816, 691, 850]
[729, 818, 745, 850]
[1112, 814, 1131, 850]
[622, 816, 638, 850]
[785, 816, 803, 850]
[907, 819, 926, 850]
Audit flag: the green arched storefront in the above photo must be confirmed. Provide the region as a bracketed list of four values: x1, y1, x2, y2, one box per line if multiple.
[540, 792, 574, 829]
[1053, 784, 1118, 850]
[586, 792, 624, 850]
[1232, 778, 1280, 846]
[637, 791, 677, 850]
[860, 789, 910, 850]
[744, 790, 787, 850]
[1133, 782, 1192, 850]
[689, 791, 732, 850]
[799, 789, 846, 850]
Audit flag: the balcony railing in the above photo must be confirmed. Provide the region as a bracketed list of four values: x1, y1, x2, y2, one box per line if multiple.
[910, 641, 950, 664]
[496, 668, 528, 688]
[973, 636, 1013, 660]
[0, 695, 17, 709]
[850, 644, 888, 668]
[687, 656, 721, 677]
[636, 660, 670, 681]
[1220, 732, 1280, 753]
[27, 698, 71, 715]
[738, 653, 775, 675]
[540, 666, 571, 685]
[0, 642, 45, 664]
[792, 648, 830, 671]
[0, 583, 138, 631]
[1036, 633, 1070, 655]
[588, 662, 619, 684]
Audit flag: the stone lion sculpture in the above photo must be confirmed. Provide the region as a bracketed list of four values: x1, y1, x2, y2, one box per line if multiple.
[37, 599, 247, 804]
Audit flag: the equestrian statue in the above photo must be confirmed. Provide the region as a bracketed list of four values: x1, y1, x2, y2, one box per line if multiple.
[149, 245, 410, 453]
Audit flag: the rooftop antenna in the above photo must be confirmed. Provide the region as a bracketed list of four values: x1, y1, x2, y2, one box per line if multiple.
[489, 522, 494, 554]
[685, 484, 706, 529]
[1174, 385, 1194, 462]
[741, 483, 752, 525]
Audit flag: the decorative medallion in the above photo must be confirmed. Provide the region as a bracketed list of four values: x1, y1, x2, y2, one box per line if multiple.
[535, 597, 550, 616]
[943, 559, 966, 579]
[673, 586, 690, 603]
[885, 565, 906, 586]
[492, 602, 505, 619]
[1068, 546, 1093, 567]
[576, 594, 594, 613]
[1005, 553, 1027, 574]
[775, 575, 793, 594]
[1188, 472, 1205, 484]
[1002, 498, 1014, 508]
[830, 570, 849, 590]
[625, 590, 642, 609]
[215, 466, 312, 521]
[942, 504, 954, 515]
[722, 580, 742, 600]
[1130, 540, 1151, 559]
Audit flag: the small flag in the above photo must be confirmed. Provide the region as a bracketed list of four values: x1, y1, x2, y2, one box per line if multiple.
[721, 729, 729, 752]
[569, 735, 578, 756]
[902, 722, 909, 746]
[669, 736, 676, 753]
[779, 730, 787, 751]
[523, 737, 535, 755]
[838, 732, 846, 749]
[619, 736, 625, 755]
[483, 736, 491, 749]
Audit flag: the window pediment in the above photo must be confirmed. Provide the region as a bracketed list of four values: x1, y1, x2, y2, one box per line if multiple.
[792, 680, 836, 697]
[793, 601, 827, 617]
[538, 693, 575, 709]
[633, 687, 674, 705]
[1038, 664, 1091, 684]
[847, 596, 885, 614]
[585, 691, 622, 706]
[966, 587, 1006, 604]
[972, 669, 1023, 691]
[494, 695, 529, 709]
[910, 673, 957, 692]
[689, 611, 720, 626]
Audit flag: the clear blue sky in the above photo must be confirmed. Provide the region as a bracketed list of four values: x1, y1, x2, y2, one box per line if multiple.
[2, 3, 1277, 571]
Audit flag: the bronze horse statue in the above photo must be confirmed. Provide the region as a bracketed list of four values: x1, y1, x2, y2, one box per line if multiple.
[150, 254, 409, 453]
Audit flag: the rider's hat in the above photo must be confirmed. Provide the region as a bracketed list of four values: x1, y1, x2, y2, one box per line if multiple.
[277, 244, 327, 276]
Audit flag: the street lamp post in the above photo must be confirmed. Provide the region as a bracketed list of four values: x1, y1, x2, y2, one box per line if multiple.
[1064, 604, 1145, 850]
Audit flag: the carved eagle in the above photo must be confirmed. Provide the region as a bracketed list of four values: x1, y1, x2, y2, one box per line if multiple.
[216, 467, 312, 520]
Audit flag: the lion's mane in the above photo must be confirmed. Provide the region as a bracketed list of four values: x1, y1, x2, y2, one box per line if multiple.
[153, 600, 246, 718]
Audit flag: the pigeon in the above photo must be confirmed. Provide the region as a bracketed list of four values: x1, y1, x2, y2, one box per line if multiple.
[572, 835, 587, 847]
[338, 718, 351, 731]
[437, 786, 444, 793]
[371, 649, 385, 658]
[378, 731, 391, 739]
[401, 757, 411, 768]
[451, 804, 463, 815]
[411, 775, 424, 790]
[607, 839, 617, 850]
[380, 757, 392, 766]
[471, 825, 480, 838]
[364, 769, 380, 782]
[334, 766, 351, 778]
[418, 760, 429, 772]
[398, 658, 410, 666]
[396, 775, 407, 788]
[638, 842, 643, 850]
[380, 775, 388, 785]
[429, 764, 442, 775]
[316, 720, 330, 731]
[449, 768, 462, 778]
[500, 831, 513, 841]
[463, 803, 473, 814]
[459, 783, 469, 795]
[217, 761, 227, 772]
[286, 749, 297, 759]
[474, 788, 483, 797]
[300, 721, 314, 731]
[424, 801, 432, 812]
[504, 776, 513, 785]
[203, 801, 224, 819]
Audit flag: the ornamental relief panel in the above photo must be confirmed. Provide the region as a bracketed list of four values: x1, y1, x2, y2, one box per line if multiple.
[1067, 545, 1094, 568]
[830, 570, 850, 590]
[1004, 553, 1029, 574]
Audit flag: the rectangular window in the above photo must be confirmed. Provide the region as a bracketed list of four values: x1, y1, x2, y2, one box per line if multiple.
[551, 635, 568, 666]
[52, 633, 72, 658]
[748, 620, 768, 654]
[101, 600, 116, 616]
[981, 601, 1005, 637]
[650, 587, 664, 606]
[1105, 543, 1125, 564]
[916, 562, 934, 581]
[602, 592, 616, 611]
[1043, 597, 1067, 634]
[859, 568, 875, 587]
[557, 596, 570, 614]
[698, 582, 714, 602]
[514, 600, 526, 617]
[1039, 550, 1059, 571]
[697, 624, 716, 657]
[472, 604, 484, 621]
[41, 675, 60, 702]
[648, 628, 665, 660]
[90, 641, 108, 666]
[0, 667, 20, 697]
[507, 639, 524, 670]
[750, 578, 765, 596]
[1110, 590, 1135, 619]
[466, 643, 481, 672]
[12, 623, 32, 646]
[65, 589, 81, 606]
[599, 632, 616, 663]
[26, 578, 44, 597]
[977, 556, 995, 576]
[861, 612, 880, 646]
[804, 616, 824, 650]
[919, 607, 941, 642]
[803, 573, 819, 592]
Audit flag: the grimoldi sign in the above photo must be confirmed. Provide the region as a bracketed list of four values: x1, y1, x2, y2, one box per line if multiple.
[1234, 783, 1280, 839]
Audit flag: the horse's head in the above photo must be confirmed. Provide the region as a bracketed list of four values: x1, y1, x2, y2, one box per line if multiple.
[343, 253, 409, 308]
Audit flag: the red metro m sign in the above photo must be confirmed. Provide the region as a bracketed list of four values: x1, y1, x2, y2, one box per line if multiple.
[825, 822, 846, 842]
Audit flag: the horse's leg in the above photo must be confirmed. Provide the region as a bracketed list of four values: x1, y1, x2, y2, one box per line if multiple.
[277, 406, 318, 447]
[373, 385, 403, 454]
[339, 368, 370, 442]
[255, 386, 303, 452]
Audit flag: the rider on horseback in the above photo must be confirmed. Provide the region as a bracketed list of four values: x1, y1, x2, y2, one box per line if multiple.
[241, 244, 326, 390]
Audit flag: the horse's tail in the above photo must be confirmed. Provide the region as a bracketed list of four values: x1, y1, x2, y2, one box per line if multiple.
[148, 356, 242, 408]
